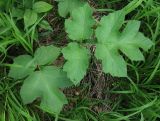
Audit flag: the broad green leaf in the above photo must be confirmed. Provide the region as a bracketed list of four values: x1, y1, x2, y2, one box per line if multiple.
[95, 10, 153, 77]
[34, 45, 60, 65]
[20, 66, 72, 114]
[96, 10, 125, 43]
[119, 21, 153, 60]
[62, 42, 90, 85]
[33, 1, 53, 13]
[65, 3, 95, 41]
[96, 44, 127, 77]
[24, 9, 37, 28]
[8, 55, 36, 79]
[57, 0, 84, 17]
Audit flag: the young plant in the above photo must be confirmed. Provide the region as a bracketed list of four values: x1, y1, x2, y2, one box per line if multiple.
[59, 1, 153, 83]
[8, 0, 154, 115]
[8, 46, 73, 114]
[23, 1, 53, 29]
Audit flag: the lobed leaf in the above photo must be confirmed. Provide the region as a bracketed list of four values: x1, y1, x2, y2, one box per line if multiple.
[96, 44, 127, 77]
[9, 46, 61, 79]
[65, 3, 95, 41]
[20, 66, 72, 114]
[95, 10, 153, 77]
[62, 42, 90, 85]
[57, 0, 84, 18]
[9, 45, 73, 114]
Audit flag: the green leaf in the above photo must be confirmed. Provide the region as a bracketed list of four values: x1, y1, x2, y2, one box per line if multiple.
[12, 8, 24, 20]
[39, 20, 53, 31]
[57, 0, 84, 18]
[24, 0, 33, 9]
[33, 1, 53, 13]
[0, 1, 5, 9]
[62, 42, 90, 85]
[96, 10, 125, 43]
[95, 10, 153, 77]
[20, 66, 72, 114]
[65, 3, 95, 41]
[119, 21, 153, 60]
[96, 44, 127, 77]
[8, 55, 36, 79]
[34, 45, 60, 65]
[24, 9, 37, 28]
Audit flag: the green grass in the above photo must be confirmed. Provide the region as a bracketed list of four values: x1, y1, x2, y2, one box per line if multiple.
[1, 0, 160, 121]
